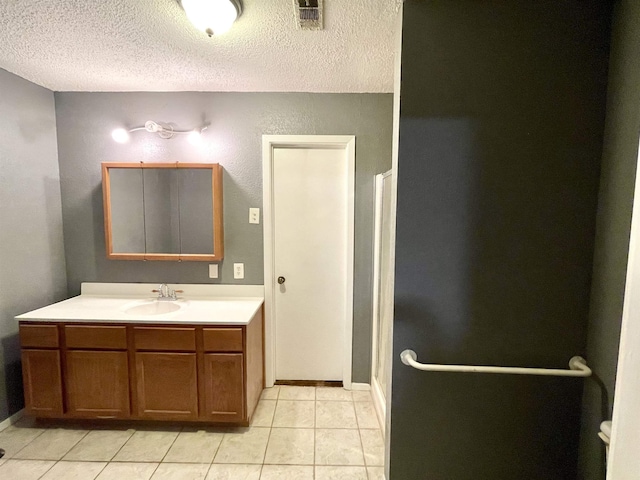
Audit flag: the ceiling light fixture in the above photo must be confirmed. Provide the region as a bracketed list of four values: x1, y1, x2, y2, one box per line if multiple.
[180, 0, 243, 37]
[111, 120, 208, 143]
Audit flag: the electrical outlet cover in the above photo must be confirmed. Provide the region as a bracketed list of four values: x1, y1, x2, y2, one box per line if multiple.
[209, 264, 219, 278]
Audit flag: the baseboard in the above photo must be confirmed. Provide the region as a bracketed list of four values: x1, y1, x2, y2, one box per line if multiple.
[0, 408, 24, 432]
[350, 382, 371, 391]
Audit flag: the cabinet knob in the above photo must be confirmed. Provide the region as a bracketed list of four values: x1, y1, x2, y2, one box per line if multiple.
[277, 276, 286, 285]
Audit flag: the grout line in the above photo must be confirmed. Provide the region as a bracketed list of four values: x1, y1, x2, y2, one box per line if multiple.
[157, 427, 183, 464]
[355, 400, 369, 472]
[9, 427, 47, 459]
[262, 425, 274, 466]
[208, 428, 224, 465]
[35, 459, 57, 480]
[92, 460, 109, 480]
[108, 426, 138, 462]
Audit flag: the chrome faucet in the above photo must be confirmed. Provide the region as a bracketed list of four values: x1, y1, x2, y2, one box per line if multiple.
[152, 283, 182, 301]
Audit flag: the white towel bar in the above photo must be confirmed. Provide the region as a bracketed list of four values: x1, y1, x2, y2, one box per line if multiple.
[400, 350, 592, 377]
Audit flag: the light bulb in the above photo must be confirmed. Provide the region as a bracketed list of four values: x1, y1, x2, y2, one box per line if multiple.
[182, 0, 239, 36]
[188, 130, 203, 145]
[111, 128, 130, 143]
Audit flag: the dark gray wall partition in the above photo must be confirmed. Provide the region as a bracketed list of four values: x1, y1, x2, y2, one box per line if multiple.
[579, 1, 640, 479]
[390, 2, 611, 479]
[54, 92, 393, 383]
[0, 69, 67, 421]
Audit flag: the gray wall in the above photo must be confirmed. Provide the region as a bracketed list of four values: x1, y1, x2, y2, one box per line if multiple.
[54, 92, 393, 383]
[390, 1, 611, 479]
[0, 69, 67, 421]
[579, 1, 640, 478]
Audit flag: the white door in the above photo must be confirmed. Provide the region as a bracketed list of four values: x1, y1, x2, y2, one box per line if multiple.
[608, 137, 640, 479]
[272, 146, 348, 381]
[372, 172, 393, 418]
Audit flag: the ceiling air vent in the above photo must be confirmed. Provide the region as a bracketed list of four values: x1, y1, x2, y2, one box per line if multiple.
[294, 0, 323, 30]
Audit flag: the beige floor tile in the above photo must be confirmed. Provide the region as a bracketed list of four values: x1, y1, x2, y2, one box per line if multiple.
[0, 424, 45, 458]
[264, 428, 314, 465]
[14, 428, 89, 460]
[360, 430, 384, 466]
[367, 466, 386, 479]
[260, 465, 313, 480]
[96, 462, 159, 480]
[113, 430, 179, 462]
[316, 387, 353, 401]
[163, 430, 224, 463]
[278, 386, 315, 400]
[251, 400, 276, 427]
[206, 464, 261, 480]
[213, 427, 270, 464]
[260, 387, 280, 400]
[315, 465, 368, 479]
[316, 401, 358, 429]
[354, 401, 380, 429]
[315, 429, 364, 466]
[40, 460, 107, 480]
[272, 400, 315, 428]
[351, 390, 373, 402]
[63, 429, 134, 461]
[150, 463, 209, 480]
[0, 459, 55, 479]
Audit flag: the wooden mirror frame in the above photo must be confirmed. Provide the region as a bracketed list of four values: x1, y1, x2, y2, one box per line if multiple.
[102, 162, 224, 261]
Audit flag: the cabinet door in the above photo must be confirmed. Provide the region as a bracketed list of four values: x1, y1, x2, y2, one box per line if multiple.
[66, 351, 130, 418]
[21, 349, 63, 417]
[203, 353, 245, 422]
[135, 352, 198, 420]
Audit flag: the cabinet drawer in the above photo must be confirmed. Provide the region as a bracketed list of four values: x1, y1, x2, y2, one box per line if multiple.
[65, 325, 127, 350]
[20, 324, 59, 348]
[134, 327, 196, 351]
[203, 328, 243, 352]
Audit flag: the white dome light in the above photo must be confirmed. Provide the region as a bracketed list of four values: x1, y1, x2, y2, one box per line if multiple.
[188, 130, 203, 145]
[111, 128, 130, 143]
[181, 0, 242, 36]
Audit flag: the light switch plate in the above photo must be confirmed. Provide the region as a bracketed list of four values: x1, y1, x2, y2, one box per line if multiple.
[233, 263, 244, 279]
[249, 208, 260, 224]
[208, 264, 219, 279]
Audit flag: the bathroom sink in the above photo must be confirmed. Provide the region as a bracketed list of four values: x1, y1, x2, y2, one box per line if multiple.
[123, 300, 183, 316]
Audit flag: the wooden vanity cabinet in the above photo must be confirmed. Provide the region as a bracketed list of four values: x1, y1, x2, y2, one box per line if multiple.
[133, 327, 199, 420]
[64, 325, 130, 418]
[22, 349, 64, 417]
[20, 325, 63, 417]
[18, 310, 263, 425]
[202, 327, 245, 422]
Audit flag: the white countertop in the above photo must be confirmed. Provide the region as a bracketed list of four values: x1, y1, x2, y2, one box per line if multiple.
[16, 283, 264, 325]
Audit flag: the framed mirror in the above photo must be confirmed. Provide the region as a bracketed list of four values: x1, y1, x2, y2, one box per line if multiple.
[102, 162, 224, 261]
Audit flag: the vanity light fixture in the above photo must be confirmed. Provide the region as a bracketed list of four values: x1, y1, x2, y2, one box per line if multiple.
[111, 121, 208, 144]
[180, 0, 243, 36]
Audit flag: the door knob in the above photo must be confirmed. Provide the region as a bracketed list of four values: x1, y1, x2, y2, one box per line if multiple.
[277, 276, 286, 284]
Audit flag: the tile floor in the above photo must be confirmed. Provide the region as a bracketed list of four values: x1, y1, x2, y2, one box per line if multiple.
[0, 386, 385, 479]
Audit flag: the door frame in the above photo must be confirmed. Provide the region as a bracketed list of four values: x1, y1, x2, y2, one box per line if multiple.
[262, 135, 356, 389]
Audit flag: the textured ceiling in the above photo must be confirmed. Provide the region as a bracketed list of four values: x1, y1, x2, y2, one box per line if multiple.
[0, 0, 399, 93]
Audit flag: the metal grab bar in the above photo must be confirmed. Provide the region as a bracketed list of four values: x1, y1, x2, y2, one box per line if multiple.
[400, 350, 592, 378]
